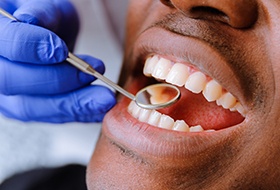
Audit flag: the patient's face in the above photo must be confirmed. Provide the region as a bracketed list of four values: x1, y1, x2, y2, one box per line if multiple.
[87, 0, 280, 189]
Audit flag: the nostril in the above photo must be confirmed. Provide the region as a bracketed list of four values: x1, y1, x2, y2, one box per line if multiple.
[160, 0, 175, 8]
[165, 0, 258, 29]
[190, 6, 229, 24]
[191, 6, 226, 18]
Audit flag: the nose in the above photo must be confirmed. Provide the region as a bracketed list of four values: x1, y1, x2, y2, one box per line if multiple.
[160, 0, 258, 28]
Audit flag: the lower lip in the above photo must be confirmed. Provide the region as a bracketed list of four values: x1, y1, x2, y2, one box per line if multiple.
[102, 97, 242, 159]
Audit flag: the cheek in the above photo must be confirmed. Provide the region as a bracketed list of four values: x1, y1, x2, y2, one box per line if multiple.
[86, 136, 116, 189]
[126, 2, 146, 45]
[126, 0, 157, 45]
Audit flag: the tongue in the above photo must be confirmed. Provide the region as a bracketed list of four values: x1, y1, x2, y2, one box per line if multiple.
[158, 88, 244, 130]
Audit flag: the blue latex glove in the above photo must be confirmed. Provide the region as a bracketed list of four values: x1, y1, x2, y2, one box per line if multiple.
[0, 0, 116, 123]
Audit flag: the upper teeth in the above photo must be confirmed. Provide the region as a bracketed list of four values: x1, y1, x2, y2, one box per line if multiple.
[143, 55, 246, 116]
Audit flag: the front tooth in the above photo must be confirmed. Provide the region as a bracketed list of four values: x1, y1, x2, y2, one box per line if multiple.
[144, 56, 159, 76]
[128, 101, 141, 118]
[217, 92, 236, 109]
[158, 115, 174, 129]
[185, 72, 207, 94]
[131, 102, 141, 118]
[234, 102, 247, 116]
[166, 63, 190, 86]
[139, 109, 152, 122]
[173, 120, 190, 132]
[147, 110, 162, 126]
[152, 57, 173, 80]
[202, 80, 223, 102]
[128, 101, 135, 113]
[189, 125, 204, 132]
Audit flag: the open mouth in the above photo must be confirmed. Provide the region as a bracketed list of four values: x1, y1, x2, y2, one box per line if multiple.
[127, 54, 246, 132]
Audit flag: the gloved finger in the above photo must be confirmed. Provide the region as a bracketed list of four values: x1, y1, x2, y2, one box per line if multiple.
[13, 0, 79, 51]
[0, 85, 116, 123]
[13, 0, 61, 31]
[0, 1, 16, 14]
[0, 55, 105, 95]
[0, 16, 68, 64]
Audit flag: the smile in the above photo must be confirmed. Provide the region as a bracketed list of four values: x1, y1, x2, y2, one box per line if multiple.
[127, 54, 246, 132]
[102, 27, 250, 159]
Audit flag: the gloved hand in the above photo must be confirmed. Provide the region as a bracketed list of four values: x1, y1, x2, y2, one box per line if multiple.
[0, 0, 116, 123]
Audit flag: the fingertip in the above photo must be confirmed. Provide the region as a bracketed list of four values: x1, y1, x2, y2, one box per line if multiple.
[35, 31, 68, 63]
[46, 32, 69, 63]
[13, 0, 61, 30]
[93, 86, 117, 112]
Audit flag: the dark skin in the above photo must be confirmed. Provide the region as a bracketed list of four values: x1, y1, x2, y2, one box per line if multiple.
[87, 0, 280, 189]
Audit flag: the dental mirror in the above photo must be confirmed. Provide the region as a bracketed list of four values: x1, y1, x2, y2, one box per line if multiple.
[0, 8, 181, 109]
[135, 83, 180, 109]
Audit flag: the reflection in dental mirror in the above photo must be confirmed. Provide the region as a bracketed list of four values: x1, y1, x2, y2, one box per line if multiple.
[135, 83, 181, 109]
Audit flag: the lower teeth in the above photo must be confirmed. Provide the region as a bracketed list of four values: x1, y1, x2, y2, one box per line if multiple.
[128, 101, 215, 133]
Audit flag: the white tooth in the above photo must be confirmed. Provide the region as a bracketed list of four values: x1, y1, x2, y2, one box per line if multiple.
[128, 101, 135, 114]
[173, 120, 190, 132]
[158, 115, 174, 129]
[202, 80, 223, 102]
[234, 102, 247, 116]
[185, 72, 207, 94]
[147, 110, 162, 126]
[189, 125, 204, 132]
[138, 109, 152, 122]
[166, 63, 190, 86]
[143, 56, 159, 76]
[216, 92, 236, 109]
[152, 57, 173, 80]
[229, 107, 237, 112]
[229, 102, 247, 116]
[131, 103, 142, 118]
[205, 129, 216, 132]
